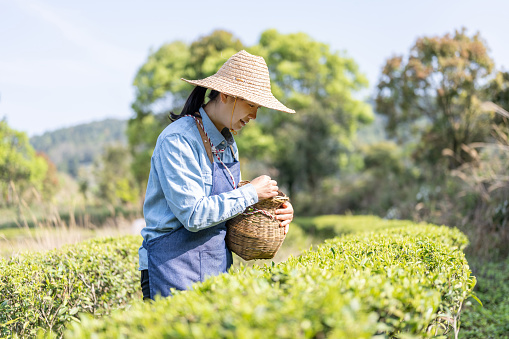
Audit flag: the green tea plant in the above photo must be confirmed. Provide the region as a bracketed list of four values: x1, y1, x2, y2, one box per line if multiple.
[0, 235, 141, 338]
[293, 215, 411, 240]
[63, 224, 475, 338]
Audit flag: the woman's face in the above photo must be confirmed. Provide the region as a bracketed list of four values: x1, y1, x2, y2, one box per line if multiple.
[222, 94, 260, 131]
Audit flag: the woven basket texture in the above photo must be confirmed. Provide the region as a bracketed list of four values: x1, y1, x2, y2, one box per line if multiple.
[226, 181, 288, 261]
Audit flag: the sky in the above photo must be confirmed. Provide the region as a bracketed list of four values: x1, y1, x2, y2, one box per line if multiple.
[1, 0, 508, 137]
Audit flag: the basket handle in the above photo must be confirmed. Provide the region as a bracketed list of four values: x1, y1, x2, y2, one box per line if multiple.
[273, 196, 289, 204]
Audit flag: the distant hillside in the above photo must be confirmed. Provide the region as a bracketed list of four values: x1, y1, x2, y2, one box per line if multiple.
[30, 119, 127, 177]
[28, 111, 387, 178]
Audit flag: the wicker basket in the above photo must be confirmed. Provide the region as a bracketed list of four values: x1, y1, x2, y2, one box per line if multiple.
[226, 181, 289, 261]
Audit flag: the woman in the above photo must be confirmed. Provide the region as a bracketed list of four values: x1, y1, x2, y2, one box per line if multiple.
[139, 50, 295, 300]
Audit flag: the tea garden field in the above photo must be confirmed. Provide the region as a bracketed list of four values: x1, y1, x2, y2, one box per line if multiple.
[1, 216, 506, 338]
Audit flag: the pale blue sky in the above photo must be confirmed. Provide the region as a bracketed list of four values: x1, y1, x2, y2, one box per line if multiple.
[1, 0, 508, 136]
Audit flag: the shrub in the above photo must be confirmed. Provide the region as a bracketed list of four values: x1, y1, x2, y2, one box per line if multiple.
[64, 224, 475, 338]
[0, 235, 141, 337]
[293, 215, 410, 240]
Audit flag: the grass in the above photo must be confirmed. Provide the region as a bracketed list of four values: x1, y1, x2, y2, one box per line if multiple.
[0, 200, 141, 258]
[456, 256, 509, 339]
[0, 180, 142, 258]
[0, 218, 137, 258]
[0, 205, 140, 230]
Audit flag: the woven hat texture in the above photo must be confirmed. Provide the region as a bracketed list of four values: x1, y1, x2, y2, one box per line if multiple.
[181, 50, 295, 114]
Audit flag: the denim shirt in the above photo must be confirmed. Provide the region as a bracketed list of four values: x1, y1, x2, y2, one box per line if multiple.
[138, 107, 258, 270]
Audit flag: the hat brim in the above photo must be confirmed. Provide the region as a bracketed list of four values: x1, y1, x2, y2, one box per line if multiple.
[181, 77, 296, 114]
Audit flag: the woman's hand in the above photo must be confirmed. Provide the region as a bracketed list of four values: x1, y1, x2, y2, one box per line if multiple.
[275, 201, 293, 235]
[250, 175, 278, 200]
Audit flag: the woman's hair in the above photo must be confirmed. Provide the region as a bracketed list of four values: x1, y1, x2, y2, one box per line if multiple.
[169, 86, 220, 121]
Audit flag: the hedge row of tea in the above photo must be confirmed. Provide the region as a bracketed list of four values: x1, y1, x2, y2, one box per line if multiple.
[292, 215, 411, 240]
[1, 219, 476, 338]
[64, 224, 475, 338]
[0, 235, 141, 338]
[0, 215, 406, 337]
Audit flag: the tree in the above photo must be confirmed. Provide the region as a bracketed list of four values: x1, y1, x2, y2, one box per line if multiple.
[30, 118, 127, 177]
[129, 30, 244, 189]
[36, 152, 60, 201]
[487, 71, 509, 113]
[448, 103, 509, 257]
[94, 145, 139, 206]
[250, 29, 373, 198]
[0, 119, 48, 206]
[376, 28, 498, 169]
[128, 29, 372, 206]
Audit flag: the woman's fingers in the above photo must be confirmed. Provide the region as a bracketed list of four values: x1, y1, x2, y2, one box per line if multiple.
[278, 220, 290, 234]
[276, 202, 294, 216]
[276, 213, 292, 221]
[276, 201, 293, 233]
[275, 206, 292, 215]
[251, 175, 279, 200]
[279, 218, 292, 226]
[270, 180, 278, 196]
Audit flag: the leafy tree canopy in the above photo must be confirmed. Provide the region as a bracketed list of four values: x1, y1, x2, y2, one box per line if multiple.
[129, 30, 243, 186]
[129, 29, 372, 199]
[132, 30, 242, 117]
[376, 28, 502, 168]
[0, 119, 49, 205]
[249, 29, 373, 196]
[94, 145, 139, 206]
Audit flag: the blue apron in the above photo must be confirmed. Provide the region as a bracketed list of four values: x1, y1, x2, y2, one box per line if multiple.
[143, 151, 240, 299]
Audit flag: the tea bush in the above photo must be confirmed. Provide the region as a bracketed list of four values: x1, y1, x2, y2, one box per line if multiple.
[293, 215, 411, 240]
[64, 224, 475, 338]
[0, 235, 141, 338]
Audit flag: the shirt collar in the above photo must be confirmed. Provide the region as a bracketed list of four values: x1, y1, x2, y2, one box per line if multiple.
[199, 107, 234, 149]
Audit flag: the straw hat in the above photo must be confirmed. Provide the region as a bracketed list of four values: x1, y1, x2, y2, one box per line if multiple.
[181, 50, 295, 114]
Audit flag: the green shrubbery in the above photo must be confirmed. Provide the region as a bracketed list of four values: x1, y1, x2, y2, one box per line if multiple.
[460, 257, 509, 338]
[0, 218, 477, 338]
[64, 223, 475, 338]
[0, 235, 141, 337]
[293, 215, 411, 239]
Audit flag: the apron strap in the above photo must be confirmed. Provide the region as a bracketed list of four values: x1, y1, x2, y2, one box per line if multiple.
[194, 117, 214, 165]
[188, 112, 237, 189]
[229, 145, 237, 161]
